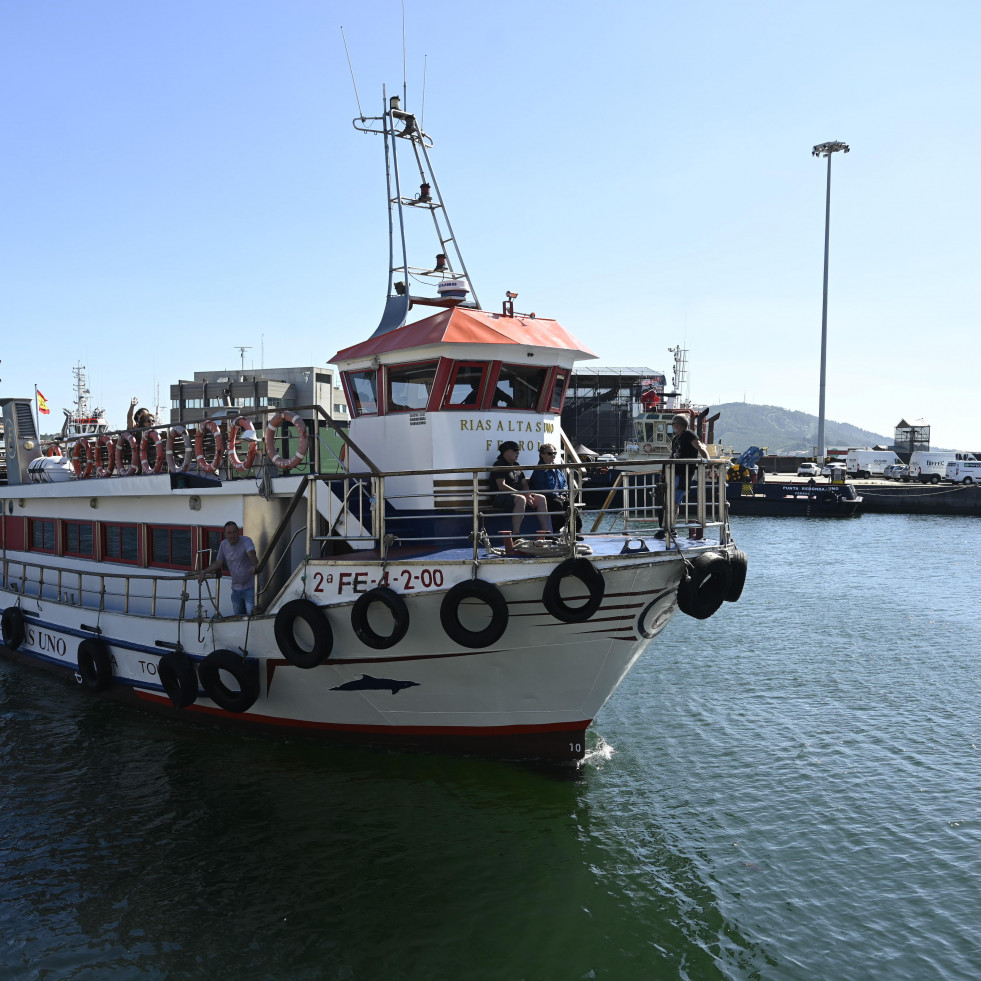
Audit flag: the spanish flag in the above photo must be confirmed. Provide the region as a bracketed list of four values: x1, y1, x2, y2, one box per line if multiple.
[37, 390, 51, 415]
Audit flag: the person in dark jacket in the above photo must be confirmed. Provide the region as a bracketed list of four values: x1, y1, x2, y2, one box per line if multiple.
[529, 443, 581, 534]
[489, 441, 551, 553]
[670, 414, 708, 538]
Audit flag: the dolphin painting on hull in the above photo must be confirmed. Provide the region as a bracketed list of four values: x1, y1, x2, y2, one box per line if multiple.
[330, 674, 420, 695]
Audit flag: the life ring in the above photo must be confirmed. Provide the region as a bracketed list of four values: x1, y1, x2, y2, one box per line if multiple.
[274, 599, 333, 668]
[114, 432, 140, 476]
[542, 558, 605, 623]
[158, 650, 199, 708]
[677, 552, 730, 620]
[725, 548, 748, 603]
[198, 649, 259, 713]
[351, 587, 410, 649]
[166, 425, 193, 473]
[264, 410, 310, 470]
[642, 442, 655, 454]
[228, 416, 258, 472]
[439, 579, 509, 649]
[1, 607, 26, 649]
[77, 637, 114, 692]
[46, 444, 63, 457]
[194, 419, 225, 475]
[94, 433, 116, 478]
[140, 429, 166, 475]
[71, 439, 95, 479]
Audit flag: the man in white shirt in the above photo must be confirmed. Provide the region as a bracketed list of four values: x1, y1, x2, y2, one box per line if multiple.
[197, 521, 258, 615]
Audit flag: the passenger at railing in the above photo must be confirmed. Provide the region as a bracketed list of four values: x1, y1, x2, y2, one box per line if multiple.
[490, 441, 551, 554]
[126, 397, 156, 430]
[196, 521, 258, 615]
[529, 443, 582, 534]
[670, 414, 708, 539]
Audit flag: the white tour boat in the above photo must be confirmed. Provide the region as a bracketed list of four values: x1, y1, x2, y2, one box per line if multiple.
[0, 93, 746, 762]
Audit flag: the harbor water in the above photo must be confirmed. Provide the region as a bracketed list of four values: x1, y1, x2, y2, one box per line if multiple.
[1, 513, 979, 980]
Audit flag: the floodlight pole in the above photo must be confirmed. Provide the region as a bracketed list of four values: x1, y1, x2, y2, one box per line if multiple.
[812, 140, 849, 465]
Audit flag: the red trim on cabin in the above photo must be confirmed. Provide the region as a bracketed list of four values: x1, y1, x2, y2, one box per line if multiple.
[102, 522, 140, 566]
[481, 361, 504, 410]
[441, 361, 489, 410]
[427, 357, 456, 412]
[384, 358, 439, 414]
[62, 520, 95, 559]
[147, 524, 196, 571]
[27, 518, 57, 554]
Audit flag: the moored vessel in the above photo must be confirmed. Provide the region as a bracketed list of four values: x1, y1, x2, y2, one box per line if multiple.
[0, 90, 746, 761]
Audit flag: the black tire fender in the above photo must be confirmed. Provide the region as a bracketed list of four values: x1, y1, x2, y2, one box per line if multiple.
[542, 558, 605, 623]
[677, 552, 730, 620]
[725, 549, 749, 603]
[158, 650, 199, 709]
[274, 598, 333, 668]
[77, 637, 114, 692]
[440, 579, 509, 649]
[199, 649, 259, 713]
[1, 607, 26, 650]
[351, 587, 410, 650]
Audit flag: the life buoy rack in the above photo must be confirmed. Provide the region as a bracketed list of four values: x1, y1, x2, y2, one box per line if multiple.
[725, 548, 748, 603]
[71, 439, 95, 479]
[228, 416, 258, 472]
[115, 432, 140, 477]
[194, 419, 225, 475]
[140, 429, 166, 475]
[95, 433, 116, 478]
[440, 579, 509, 649]
[274, 599, 333, 668]
[265, 410, 310, 470]
[542, 558, 605, 623]
[166, 425, 193, 473]
[158, 650, 199, 708]
[77, 637, 114, 692]
[198, 649, 259, 713]
[351, 587, 410, 649]
[1, 607, 26, 649]
[677, 552, 730, 620]
[46, 444, 63, 457]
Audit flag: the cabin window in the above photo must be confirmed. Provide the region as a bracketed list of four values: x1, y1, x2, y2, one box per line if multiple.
[63, 521, 95, 558]
[149, 526, 194, 570]
[346, 370, 378, 416]
[199, 527, 225, 574]
[443, 363, 487, 408]
[550, 370, 569, 412]
[103, 524, 139, 565]
[491, 364, 549, 411]
[28, 518, 56, 554]
[386, 361, 438, 413]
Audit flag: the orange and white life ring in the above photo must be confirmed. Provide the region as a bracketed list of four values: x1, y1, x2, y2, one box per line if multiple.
[115, 432, 140, 476]
[194, 419, 225, 475]
[71, 440, 94, 479]
[642, 442, 655, 454]
[228, 416, 258, 472]
[166, 425, 192, 473]
[264, 410, 309, 470]
[46, 444, 63, 457]
[95, 434, 115, 478]
[140, 429, 165, 474]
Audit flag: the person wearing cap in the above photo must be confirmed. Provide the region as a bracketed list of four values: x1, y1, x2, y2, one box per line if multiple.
[529, 443, 581, 534]
[489, 441, 551, 553]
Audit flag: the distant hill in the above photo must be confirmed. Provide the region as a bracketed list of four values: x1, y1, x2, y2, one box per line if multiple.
[711, 402, 891, 455]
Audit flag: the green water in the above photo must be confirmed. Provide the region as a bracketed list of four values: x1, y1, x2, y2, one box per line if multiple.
[1, 514, 979, 979]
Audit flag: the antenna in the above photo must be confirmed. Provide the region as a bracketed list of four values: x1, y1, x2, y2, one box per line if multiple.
[340, 27, 365, 120]
[235, 346, 252, 372]
[421, 54, 428, 131]
[401, 1, 408, 107]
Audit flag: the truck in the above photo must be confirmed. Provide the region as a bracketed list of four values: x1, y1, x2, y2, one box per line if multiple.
[845, 448, 902, 479]
[908, 450, 978, 484]
[944, 459, 981, 484]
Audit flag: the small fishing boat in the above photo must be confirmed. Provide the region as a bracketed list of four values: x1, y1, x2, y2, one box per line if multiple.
[725, 479, 862, 517]
[0, 89, 746, 761]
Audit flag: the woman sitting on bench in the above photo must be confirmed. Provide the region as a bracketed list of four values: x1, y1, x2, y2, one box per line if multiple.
[529, 443, 582, 534]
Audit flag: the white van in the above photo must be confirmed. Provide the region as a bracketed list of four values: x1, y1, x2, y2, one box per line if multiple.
[845, 448, 902, 479]
[945, 459, 981, 484]
[909, 450, 978, 484]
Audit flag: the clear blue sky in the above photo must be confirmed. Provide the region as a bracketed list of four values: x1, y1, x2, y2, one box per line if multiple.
[2, 1, 978, 448]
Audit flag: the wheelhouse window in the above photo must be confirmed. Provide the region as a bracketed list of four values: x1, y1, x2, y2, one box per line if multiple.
[345, 370, 378, 416]
[29, 518, 56, 553]
[199, 527, 224, 574]
[550, 370, 569, 413]
[149, 526, 194, 570]
[63, 521, 94, 558]
[443, 363, 487, 408]
[491, 364, 549, 410]
[103, 524, 139, 565]
[386, 361, 438, 413]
